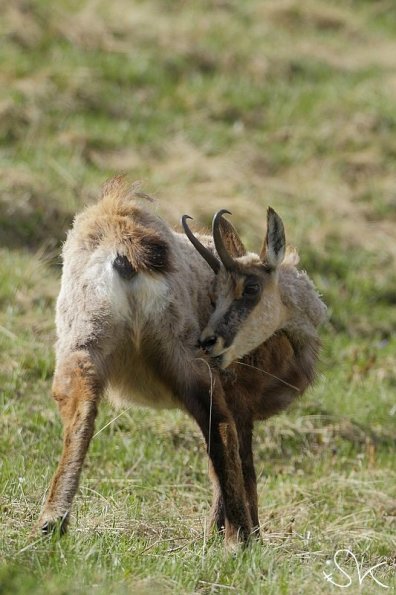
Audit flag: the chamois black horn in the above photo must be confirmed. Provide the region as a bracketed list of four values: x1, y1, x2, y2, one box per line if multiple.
[212, 210, 238, 272]
[181, 215, 220, 274]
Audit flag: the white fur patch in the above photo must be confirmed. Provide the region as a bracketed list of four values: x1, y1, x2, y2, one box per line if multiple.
[237, 252, 262, 266]
[82, 249, 170, 347]
[128, 273, 170, 348]
[84, 252, 131, 321]
[131, 273, 170, 319]
[283, 246, 300, 266]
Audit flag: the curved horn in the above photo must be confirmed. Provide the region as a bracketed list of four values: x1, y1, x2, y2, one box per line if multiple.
[212, 210, 238, 271]
[181, 215, 220, 274]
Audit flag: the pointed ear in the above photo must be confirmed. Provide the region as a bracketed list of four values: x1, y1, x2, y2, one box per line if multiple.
[218, 217, 247, 258]
[260, 207, 286, 267]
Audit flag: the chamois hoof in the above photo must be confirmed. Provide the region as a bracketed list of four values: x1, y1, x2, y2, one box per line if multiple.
[39, 513, 69, 537]
[251, 526, 262, 542]
[224, 525, 252, 553]
[224, 536, 246, 555]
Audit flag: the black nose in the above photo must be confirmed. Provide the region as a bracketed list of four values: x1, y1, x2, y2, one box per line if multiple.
[198, 335, 217, 353]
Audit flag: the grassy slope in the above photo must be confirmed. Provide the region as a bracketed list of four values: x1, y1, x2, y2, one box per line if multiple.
[0, 0, 395, 592]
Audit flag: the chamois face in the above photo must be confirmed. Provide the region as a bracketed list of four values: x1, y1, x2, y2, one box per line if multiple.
[182, 207, 288, 369]
[200, 260, 286, 369]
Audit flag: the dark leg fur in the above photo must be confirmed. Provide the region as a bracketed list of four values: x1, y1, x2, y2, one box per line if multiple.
[209, 421, 260, 539]
[184, 377, 252, 545]
[238, 423, 260, 537]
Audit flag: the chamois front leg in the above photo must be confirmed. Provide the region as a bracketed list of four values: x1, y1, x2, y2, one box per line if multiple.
[208, 421, 259, 538]
[208, 460, 225, 533]
[238, 422, 260, 537]
[184, 379, 252, 547]
[38, 351, 102, 535]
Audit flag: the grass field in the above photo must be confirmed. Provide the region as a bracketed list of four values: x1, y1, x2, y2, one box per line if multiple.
[1, 0, 395, 593]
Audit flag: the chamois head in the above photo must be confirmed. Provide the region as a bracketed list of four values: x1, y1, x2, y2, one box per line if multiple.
[182, 208, 289, 369]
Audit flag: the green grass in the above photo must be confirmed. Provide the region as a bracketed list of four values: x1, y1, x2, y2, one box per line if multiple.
[1, 0, 395, 593]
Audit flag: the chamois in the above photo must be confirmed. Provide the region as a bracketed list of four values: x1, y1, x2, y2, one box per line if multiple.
[38, 177, 326, 547]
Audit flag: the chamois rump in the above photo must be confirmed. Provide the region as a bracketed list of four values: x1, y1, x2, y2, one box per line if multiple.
[38, 177, 326, 547]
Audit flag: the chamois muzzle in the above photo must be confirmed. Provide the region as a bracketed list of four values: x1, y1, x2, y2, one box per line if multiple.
[198, 333, 229, 368]
[198, 334, 218, 354]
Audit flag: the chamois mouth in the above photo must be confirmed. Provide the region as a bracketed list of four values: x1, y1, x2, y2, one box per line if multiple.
[198, 331, 235, 368]
[211, 353, 226, 369]
[210, 345, 233, 369]
[213, 352, 238, 370]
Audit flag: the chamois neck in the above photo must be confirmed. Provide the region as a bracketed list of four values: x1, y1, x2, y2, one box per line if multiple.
[278, 265, 327, 344]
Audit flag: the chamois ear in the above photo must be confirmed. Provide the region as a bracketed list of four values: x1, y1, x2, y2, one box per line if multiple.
[260, 207, 286, 267]
[218, 217, 247, 258]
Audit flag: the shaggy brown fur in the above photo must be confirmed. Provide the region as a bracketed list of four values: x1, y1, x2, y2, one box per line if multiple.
[38, 177, 326, 547]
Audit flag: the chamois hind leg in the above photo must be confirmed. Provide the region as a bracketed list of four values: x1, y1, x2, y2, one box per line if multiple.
[184, 379, 252, 547]
[38, 351, 102, 535]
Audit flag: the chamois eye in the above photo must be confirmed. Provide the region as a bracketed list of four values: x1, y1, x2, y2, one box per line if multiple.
[243, 283, 260, 296]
